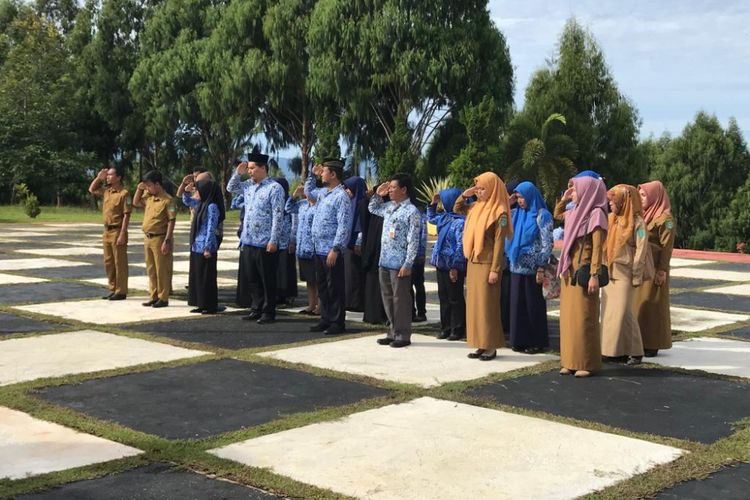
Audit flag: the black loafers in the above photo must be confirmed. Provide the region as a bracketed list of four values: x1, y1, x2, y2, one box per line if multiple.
[108, 294, 126, 301]
[142, 299, 156, 307]
[479, 351, 497, 361]
[376, 337, 393, 345]
[390, 340, 411, 348]
[467, 349, 485, 359]
[151, 300, 168, 308]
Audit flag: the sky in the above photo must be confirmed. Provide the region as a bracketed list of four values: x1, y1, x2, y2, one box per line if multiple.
[488, 0, 750, 138]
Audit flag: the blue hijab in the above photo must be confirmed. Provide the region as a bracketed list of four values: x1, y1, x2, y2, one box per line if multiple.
[574, 170, 602, 180]
[433, 187, 465, 257]
[343, 176, 367, 247]
[506, 181, 552, 266]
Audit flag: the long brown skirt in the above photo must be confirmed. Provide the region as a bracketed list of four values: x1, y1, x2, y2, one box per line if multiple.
[559, 276, 602, 371]
[635, 277, 672, 350]
[601, 277, 643, 357]
[466, 261, 504, 350]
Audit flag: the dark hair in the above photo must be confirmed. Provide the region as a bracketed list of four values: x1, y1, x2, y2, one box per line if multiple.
[108, 166, 124, 180]
[142, 170, 163, 185]
[389, 173, 413, 198]
[323, 164, 343, 181]
[192, 167, 208, 174]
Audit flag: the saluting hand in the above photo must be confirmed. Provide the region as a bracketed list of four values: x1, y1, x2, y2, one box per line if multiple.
[562, 187, 574, 202]
[181, 174, 194, 186]
[431, 193, 440, 205]
[376, 182, 389, 197]
[312, 164, 323, 176]
[236, 162, 248, 175]
[293, 185, 304, 199]
[462, 186, 477, 198]
[97, 168, 108, 181]
[137, 181, 147, 192]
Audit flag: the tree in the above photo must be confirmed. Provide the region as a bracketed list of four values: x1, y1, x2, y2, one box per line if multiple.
[417, 115, 467, 181]
[448, 96, 503, 188]
[522, 18, 642, 184]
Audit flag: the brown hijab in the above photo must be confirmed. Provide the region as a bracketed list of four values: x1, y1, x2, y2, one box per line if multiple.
[606, 184, 642, 265]
[639, 180, 672, 225]
[462, 172, 513, 259]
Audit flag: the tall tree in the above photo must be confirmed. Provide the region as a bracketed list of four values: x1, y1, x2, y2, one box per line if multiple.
[522, 18, 642, 184]
[448, 96, 504, 188]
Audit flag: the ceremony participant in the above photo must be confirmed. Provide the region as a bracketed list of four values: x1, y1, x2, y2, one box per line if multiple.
[343, 176, 368, 312]
[411, 208, 428, 322]
[501, 181, 519, 333]
[227, 153, 285, 324]
[181, 179, 225, 314]
[272, 177, 298, 306]
[306, 159, 353, 335]
[601, 184, 649, 365]
[555, 176, 608, 377]
[455, 172, 513, 361]
[635, 181, 676, 357]
[133, 170, 176, 308]
[357, 187, 388, 324]
[287, 184, 319, 315]
[427, 187, 467, 341]
[506, 181, 553, 354]
[370, 174, 422, 348]
[89, 166, 131, 300]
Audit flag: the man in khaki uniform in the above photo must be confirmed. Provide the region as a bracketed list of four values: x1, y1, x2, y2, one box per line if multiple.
[133, 170, 176, 308]
[88, 166, 131, 300]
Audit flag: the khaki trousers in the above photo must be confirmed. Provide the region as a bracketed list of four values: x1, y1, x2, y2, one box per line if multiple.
[103, 228, 128, 295]
[144, 235, 172, 301]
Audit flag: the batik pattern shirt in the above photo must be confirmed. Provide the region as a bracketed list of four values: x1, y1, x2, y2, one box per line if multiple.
[427, 204, 467, 272]
[417, 213, 428, 258]
[369, 195, 421, 270]
[508, 212, 554, 275]
[182, 193, 220, 254]
[227, 174, 284, 248]
[286, 198, 316, 259]
[308, 180, 352, 256]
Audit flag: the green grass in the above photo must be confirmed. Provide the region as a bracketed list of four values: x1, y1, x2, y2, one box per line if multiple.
[0, 205, 241, 224]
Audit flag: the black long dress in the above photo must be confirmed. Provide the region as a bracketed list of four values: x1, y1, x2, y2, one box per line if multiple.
[359, 195, 387, 324]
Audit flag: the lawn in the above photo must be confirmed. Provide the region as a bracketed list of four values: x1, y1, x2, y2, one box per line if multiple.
[0, 205, 241, 225]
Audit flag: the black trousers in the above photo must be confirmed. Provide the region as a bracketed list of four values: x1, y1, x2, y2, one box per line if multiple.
[410, 258, 426, 316]
[436, 268, 466, 337]
[315, 253, 346, 328]
[188, 251, 218, 311]
[237, 245, 279, 316]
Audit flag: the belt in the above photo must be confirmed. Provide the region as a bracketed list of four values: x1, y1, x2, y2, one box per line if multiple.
[145, 232, 165, 238]
[105, 224, 120, 230]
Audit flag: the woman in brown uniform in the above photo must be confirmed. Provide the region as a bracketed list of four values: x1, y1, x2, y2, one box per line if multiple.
[635, 181, 675, 357]
[555, 176, 608, 377]
[601, 185, 649, 365]
[455, 172, 513, 361]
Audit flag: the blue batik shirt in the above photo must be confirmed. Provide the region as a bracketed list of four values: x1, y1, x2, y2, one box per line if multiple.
[227, 174, 284, 248]
[182, 193, 220, 253]
[307, 174, 352, 256]
[427, 204, 467, 272]
[286, 197, 316, 259]
[508, 212, 554, 275]
[278, 212, 292, 250]
[369, 195, 421, 270]
[417, 213, 428, 259]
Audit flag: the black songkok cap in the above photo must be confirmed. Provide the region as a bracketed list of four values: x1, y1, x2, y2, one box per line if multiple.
[247, 152, 269, 165]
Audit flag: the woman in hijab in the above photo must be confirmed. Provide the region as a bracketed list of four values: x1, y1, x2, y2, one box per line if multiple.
[506, 181, 554, 354]
[427, 187, 467, 341]
[455, 172, 513, 361]
[501, 180, 520, 334]
[186, 179, 225, 314]
[635, 181, 676, 357]
[555, 176, 608, 377]
[359, 186, 388, 324]
[273, 177, 297, 306]
[286, 184, 319, 315]
[601, 185, 649, 365]
[343, 176, 368, 312]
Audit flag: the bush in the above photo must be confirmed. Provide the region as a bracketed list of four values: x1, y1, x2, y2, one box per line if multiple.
[13, 183, 42, 218]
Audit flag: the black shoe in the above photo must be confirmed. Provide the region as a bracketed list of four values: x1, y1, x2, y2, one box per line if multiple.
[626, 356, 642, 366]
[467, 349, 485, 359]
[644, 349, 658, 358]
[201, 309, 218, 315]
[447, 334, 466, 341]
[142, 299, 156, 307]
[437, 331, 451, 340]
[523, 347, 545, 354]
[479, 350, 497, 361]
[298, 309, 313, 315]
[102, 292, 114, 300]
[190, 308, 205, 314]
[108, 294, 126, 301]
[390, 340, 411, 348]
[309, 323, 330, 332]
[376, 337, 393, 345]
[243, 310, 262, 321]
[511, 346, 524, 352]
[323, 324, 345, 335]
[413, 315, 427, 323]
[257, 316, 275, 324]
[151, 300, 168, 308]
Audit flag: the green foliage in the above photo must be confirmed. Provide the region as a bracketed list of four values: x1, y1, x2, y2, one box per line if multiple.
[13, 183, 41, 217]
[415, 177, 450, 206]
[377, 113, 417, 181]
[418, 115, 467, 181]
[448, 96, 503, 188]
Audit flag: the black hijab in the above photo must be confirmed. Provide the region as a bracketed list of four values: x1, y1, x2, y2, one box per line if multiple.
[191, 179, 226, 245]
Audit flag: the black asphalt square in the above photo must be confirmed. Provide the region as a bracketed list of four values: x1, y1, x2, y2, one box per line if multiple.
[670, 291, 750, 313]
[0, 311, 61, 336]
[654, 463, 750, 499]
[0, 281, 103, 305]
[669, 277, 731, 290]
[37, 359, 390, 439]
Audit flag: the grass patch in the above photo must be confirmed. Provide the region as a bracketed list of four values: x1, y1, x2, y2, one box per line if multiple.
[0, 205, 241, 224]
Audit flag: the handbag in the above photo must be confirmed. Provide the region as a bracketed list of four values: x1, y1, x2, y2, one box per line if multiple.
[542, 254, 561, 300]
[572, 263, 609, 288]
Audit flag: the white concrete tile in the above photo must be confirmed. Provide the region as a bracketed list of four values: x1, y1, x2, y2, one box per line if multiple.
[646, 337, 750, 378]
[0, 258, 92, 271]
[14, 297, 238, 325]
[16, 247, 104, 257]
[41, 223, 102, 229]
[258, 334, 557, 388]
[210, 397, 684, 500]
[0, 330, 208, 386]
[670, 267, 750, 283]
[670, 307, 748, 332]
[172, 251, 238, 261]
[0, 231, 55, 237]
[0, 273, 48, 285]
[704, 284, 750, 297]
[0, 238, 30, 243]
[133, 259, 238, 273]
[670, 258, 717, 267]
[0, 406, 141, 480]
[83, 274, 236, 291]
[279, 302, 443, 324]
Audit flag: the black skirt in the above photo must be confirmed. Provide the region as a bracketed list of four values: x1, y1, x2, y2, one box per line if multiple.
[276, 249, 298, 299]
[508, 272, 549, 349]
[189, 251, 218, 311]
[299, 257, 315, 284]
[345, 248, 365, 312]
[362, 268, 387, 324]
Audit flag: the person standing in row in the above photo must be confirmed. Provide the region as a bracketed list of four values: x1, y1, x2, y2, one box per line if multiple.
[287, 184, 319, 315]
[357, 187, 388, 324]
[306, 159, 352, 335]
[182, 179, 225, 314]
[370, 174, 422, 348]
[272, 177, 297, 307]
[427, 187, 467, 341]
[601, 185, 649, 365]
[343, 176, 368, 312]
[227, 153, 285, 324]
[555, 176, 608, 377]
[506, 181, 553, 354]
[500, 181, 519, 334]
[636, 181, 676, 357]
[133, 170, 176, 308]
[89, 166, 131, 301]
[456, 172, 513, 361]
[411, 209, 428, 322]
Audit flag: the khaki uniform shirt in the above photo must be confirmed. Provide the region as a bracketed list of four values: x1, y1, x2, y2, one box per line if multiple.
[93, 185, 132, 226]
[141, 191, 176, 235]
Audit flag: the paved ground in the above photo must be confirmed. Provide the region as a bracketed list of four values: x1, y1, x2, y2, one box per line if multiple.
[1, 222, 750, 499]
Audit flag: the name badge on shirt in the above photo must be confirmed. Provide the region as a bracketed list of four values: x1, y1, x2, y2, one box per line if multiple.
[388, 227, 396, 239]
